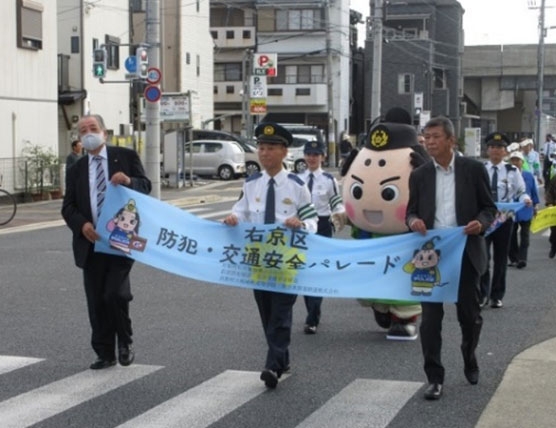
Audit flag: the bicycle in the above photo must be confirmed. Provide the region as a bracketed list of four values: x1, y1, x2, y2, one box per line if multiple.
[0, 174, 17, 226]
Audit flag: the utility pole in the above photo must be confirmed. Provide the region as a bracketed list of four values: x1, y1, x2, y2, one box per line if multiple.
[370, 0, 384, 125]
[536, 0, 546, 151]
[145, 0, 161, 198]
[241, 49, 253, 141]
[325, 1, 336, 167]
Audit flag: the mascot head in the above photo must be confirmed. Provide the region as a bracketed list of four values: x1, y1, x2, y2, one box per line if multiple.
[340, 108, 429, 234]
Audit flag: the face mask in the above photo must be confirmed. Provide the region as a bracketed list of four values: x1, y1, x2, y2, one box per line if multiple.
[81, 133, 104, 151]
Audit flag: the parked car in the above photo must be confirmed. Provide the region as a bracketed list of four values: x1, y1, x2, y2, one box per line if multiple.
[184, 140, 245, 180]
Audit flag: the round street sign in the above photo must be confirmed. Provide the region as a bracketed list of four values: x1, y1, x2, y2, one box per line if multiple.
[144, 85, 161, 103]
[146, 67, 162, 84]
[124, 56, 137, 73]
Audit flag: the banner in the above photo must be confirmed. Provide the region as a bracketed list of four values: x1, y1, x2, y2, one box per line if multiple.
[485, 202, 525, 236]
[531, 206, 556, 233]
[95, 186, 469, 303]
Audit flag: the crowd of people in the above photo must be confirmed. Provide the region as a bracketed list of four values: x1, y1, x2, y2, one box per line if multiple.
[61, 111, 555, 401]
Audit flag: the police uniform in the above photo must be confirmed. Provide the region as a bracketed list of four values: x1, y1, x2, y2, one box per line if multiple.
[231, 122, 318, 388]
[480, 132, 530, 308]
[297, 140, 345, 332]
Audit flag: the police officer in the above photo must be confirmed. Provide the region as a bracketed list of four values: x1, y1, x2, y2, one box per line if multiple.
[223, 122, 318, 388]
[298, 140, 346, 334]
[481, 132, 532, 309]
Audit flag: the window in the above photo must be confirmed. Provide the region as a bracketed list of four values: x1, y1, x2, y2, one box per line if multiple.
[71, 36, 79, 54]
[130, 0, 146, 12]
[17, 0, 43, 50]
[226, 86, 234, 94]
[268, 88, 283, 96]
[186, 52, 190, 65]
[196, 55, 200, 77]
[214, 63, 242, 82]
[214, 86, 218, 94]
[105, 35, 120, 70]
[268, 64, 324, 84]
[226, 30, 234, 39]
[296, 88, 311, 96]
[242, 30, 251, 39]
[433, 68, 446, 89]
[398, 73, 413, 94]
[276, 9, 323, 31]
[210, 31, 217, 39]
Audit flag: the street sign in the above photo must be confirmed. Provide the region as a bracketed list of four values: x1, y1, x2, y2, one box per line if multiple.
[125, 56, 137, 73]
[140, 92, 190, 122]
[144, 85, 162, 103]
[250, 76, 267, 98]
[253, 53, 277, 77]
[414, 92, 424, 109]
[250, 99, 267, 115]
[146, 67, 162, 84]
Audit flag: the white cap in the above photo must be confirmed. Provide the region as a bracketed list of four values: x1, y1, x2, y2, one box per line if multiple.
[507, 142, 520, 152]
[509, 151, 525, 161]
[520, 138, 534, 147]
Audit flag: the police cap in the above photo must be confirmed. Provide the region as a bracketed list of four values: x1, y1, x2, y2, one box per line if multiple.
[303, 140, 325, 155]
[485, 132, 510, 147]
[365, 122, 418, 151]
[255, 122, 293, 147]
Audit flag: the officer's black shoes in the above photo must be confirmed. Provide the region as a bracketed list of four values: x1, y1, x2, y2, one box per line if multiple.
[90, 358, 116, 370]
[260, 369, 279, 388]
[424, 383, 443, 400]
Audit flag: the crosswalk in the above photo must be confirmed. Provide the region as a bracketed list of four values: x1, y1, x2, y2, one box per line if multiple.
[0, 355, 424, 428]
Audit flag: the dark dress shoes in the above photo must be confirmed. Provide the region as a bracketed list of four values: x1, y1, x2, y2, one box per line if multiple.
[465, 368, 479, 385]
[550, 248, 556, 259]
[90, 358, 116, 370]
[260, 369, 279, 388]
[118, 345, 135, 366]
[424, 383, 443, 400]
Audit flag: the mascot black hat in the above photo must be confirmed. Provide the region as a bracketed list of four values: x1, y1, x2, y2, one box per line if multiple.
[365, 107, 419, 152]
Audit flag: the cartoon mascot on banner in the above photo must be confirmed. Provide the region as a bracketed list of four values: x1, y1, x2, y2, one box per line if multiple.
[340, 108, 430, 340]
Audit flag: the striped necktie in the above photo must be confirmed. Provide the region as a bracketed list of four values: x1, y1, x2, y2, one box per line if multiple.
[264, 178, 276, 224]
[94, 155, 107, 216]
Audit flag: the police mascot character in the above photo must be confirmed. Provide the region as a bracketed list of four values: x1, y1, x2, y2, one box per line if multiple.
[340, 107, 430, 340]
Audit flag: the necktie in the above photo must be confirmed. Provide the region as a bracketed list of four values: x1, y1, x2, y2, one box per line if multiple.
[308, 173, 314, 193]
[491, 166, 498, 202]
[264, 178, 276, 224]
[94, 155, 107, 216]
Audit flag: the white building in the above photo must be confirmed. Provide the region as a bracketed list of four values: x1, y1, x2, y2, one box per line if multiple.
[210, 0, 351, 163]
[0, 0, 58, 193]
[58, 0, 131, 155]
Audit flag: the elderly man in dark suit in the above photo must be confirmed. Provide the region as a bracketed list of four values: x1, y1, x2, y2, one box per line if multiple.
[406, 116, 497, 400]
[62, 114, 151, 370]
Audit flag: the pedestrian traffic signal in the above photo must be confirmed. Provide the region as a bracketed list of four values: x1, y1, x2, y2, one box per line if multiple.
[136, 47, 148, 79]
[93, 48, 107, 78]
[414, 107, 422, 116]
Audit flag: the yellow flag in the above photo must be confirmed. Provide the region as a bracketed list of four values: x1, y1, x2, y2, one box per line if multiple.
[531, 206, 556, 233]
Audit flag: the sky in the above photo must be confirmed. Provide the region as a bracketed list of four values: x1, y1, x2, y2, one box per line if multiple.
[351, 0, 556, 46]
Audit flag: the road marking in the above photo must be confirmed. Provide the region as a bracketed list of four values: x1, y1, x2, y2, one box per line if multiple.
[0, 356, 43, 375]
[295, 379, 422, 428]
[0, 364, 163, 428]
[0, 220, 65, 235]
[116, 370, 267, 428]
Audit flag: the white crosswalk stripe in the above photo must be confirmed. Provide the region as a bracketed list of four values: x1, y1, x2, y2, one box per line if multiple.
[0, 364, 162, 428]
[117, 370, 268, 428]
[0, 356, 424, 428]
[295, 379, 422, 428]
[0, 356, 43, 375]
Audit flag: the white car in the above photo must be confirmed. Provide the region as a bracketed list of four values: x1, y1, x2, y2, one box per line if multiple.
[184, 140, 246, 180]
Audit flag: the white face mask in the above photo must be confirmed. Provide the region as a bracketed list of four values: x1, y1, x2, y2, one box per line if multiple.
[81, 133, 104, 151]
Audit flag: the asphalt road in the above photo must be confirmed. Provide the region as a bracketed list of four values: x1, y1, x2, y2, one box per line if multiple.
[0, 179, 555, 427]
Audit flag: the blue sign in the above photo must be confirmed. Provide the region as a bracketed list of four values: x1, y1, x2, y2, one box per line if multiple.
[144, 85, 161, 103]
[125, 56, 137, 73]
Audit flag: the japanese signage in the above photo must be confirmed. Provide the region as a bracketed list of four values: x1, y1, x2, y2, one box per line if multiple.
[253, 53, 277, 76]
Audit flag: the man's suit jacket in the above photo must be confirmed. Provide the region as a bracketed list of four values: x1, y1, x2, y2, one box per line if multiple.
[62, 145, 152, 268]
[406, 155, 497, 275]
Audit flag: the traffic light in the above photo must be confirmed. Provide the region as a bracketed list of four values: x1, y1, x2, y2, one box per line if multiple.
[136, 47, 148, 79]
[92, 48, 107, 78]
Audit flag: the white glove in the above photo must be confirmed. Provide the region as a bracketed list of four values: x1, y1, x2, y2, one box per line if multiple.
[331, 212, 347, 232]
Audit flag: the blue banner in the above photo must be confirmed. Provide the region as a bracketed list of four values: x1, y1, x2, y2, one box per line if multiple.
[95, 186, 469, 303]
[485, 202, 525, 236]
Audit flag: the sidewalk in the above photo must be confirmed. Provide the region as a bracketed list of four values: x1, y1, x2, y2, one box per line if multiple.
[2, 185, 556, 427]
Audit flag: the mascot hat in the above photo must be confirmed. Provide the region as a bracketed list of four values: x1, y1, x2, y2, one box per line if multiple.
[366, 122, 418, 151]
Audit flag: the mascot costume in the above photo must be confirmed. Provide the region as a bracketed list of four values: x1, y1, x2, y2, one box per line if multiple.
[340, 108, 429, 340]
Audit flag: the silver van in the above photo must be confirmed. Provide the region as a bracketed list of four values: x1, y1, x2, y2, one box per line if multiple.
[184, 140, 246, 180]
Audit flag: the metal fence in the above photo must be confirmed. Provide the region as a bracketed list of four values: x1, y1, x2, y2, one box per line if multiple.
[0, 156, 65, 202]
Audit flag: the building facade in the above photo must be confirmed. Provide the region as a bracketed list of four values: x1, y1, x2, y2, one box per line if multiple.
[364, 0, 463, 134]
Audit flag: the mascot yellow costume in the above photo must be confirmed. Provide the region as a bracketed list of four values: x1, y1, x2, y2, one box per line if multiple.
[340, 108, 429, 340]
